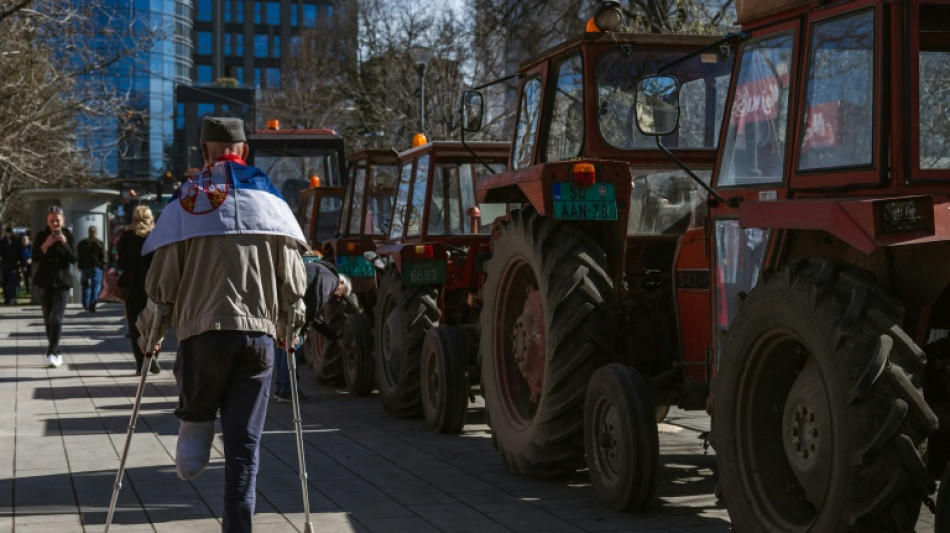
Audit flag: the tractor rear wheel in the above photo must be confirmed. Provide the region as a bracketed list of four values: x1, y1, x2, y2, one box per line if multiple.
[480, 208, 614, 476]
[373, 268, 440, 418]
[584, 364, 658, 511]
[716, 259, 937, 532]
[421, 325, 469, 434]
[341, 312, 375, 396]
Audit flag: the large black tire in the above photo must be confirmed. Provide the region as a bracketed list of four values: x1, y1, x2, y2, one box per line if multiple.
[307, 298, 347, 385]
[341, 312, 375, 396]
[373, 268, 440, 418]
[584, 364, 659, 511]
[938, 462, 950, 533]
[715, 259, 938, 532]
[479, 208, 614, 476]
[421, 325, 469, 434]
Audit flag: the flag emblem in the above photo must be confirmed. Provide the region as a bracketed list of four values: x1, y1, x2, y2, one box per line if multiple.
[180, 170, 229, 214]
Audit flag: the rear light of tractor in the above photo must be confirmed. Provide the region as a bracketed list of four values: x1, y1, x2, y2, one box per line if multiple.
[413, 244, 434, 259]
[572, 162, 596, 189]
[344, 241, 360, 253]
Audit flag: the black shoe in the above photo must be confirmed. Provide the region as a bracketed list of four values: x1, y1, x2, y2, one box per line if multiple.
[149, 359, 161, 374]
[275, 389, 312, 403]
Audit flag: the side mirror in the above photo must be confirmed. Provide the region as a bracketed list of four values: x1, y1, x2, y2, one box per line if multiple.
[635, 75, 680, 136]
[461, 90, 484, 132]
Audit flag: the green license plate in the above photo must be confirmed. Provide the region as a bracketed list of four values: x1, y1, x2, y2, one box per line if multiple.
[552, 182, 618, 221]
[336, 255, 375, 278]
[402, 259, 446, 285]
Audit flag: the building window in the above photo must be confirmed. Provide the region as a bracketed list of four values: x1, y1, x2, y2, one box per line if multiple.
[197, 0, 212, 21]
[224, 0, 231, 22]
[254, 67, 262, 88]
[176, 102, 184, 130]
[254, 1, 261, 23]
[224, 33, 231, 55]
[272, 35, 280, 58]
[197, 31, 212, 55]
[197, 65, 212, 84]
[327, 4, 333, 18]
[235, 66, 244, 82]
[266, 68, 280, 88]
[302, 4, 316, 27]
[266, 2, 280, 25]
[254, 34, 268, 57]
[236, 33, 244, 52]
[290, 35, 301, 55]
[236, 1, 243, 22]
[197, 103, 215, 118]
[291, 4, 298, 25]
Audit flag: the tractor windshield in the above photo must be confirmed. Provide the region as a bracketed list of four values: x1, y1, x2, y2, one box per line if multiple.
[597, 48, 732, 151]
[342, 164, 397, 237]
[919, 5, 950, 170]
[428, 163, 507, 236]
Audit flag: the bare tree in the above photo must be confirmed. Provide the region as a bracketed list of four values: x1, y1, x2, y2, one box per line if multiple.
[0, 0, 154, 224]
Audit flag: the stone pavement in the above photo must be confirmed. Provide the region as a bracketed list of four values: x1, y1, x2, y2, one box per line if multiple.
[0, 302, 937, 532]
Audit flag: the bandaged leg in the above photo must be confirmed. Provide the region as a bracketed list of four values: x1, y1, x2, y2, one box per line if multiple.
[176, 420, 215, 480]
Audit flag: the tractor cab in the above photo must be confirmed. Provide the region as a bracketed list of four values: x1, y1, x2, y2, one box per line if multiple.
[246, 120, 346, 219]
[323, 148, 400, 294]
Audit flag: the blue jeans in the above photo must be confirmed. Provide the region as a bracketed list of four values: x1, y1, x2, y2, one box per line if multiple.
[174, 331, 274, 533]
[273, 337, 305, 396]
[80, 267, 103, 310]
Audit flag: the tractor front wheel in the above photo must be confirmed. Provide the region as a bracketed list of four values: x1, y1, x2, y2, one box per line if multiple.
[421, 325, 469, 434]
[584, 364, 659, 511]
[373, 268, 440, 418]
[480, 208, 614, 476]
[342, 312, 375, 396]
[716, 259, 937, 532]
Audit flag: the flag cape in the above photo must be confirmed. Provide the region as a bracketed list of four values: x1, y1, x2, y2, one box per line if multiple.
[142, 160, 308, 255]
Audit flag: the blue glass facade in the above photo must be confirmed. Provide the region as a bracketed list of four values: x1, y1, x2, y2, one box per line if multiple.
[77, 0, 193, 179]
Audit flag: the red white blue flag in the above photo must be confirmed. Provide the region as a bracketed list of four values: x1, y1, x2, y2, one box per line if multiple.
[142, 159, 308, 254]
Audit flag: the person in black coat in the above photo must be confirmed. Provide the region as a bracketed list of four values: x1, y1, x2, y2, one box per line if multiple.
[34, 205, 76, 368]
[0, 226, 21, 304]
[116, 205, 157, 375]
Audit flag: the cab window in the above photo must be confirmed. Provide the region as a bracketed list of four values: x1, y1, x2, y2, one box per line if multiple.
[406, 155, 430, 238]
[347, 167, 368, 236]
[919, 6, 950, 169]
[512, 77, 542, 169]
[797, 9, 875, 172]
[388, 162, 413, 241]
[545, 55, 584, 162]
[718, 31, 795, 186]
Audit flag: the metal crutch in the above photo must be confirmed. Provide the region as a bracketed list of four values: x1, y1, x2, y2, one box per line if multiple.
[285, 315, 315, 533]
[104, 312, 164, 533]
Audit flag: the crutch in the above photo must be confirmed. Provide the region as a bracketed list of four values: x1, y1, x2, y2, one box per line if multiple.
[285, 312, 315, 533]
[104, 312, 163, 533]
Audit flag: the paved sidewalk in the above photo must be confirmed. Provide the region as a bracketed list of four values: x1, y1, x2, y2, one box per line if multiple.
[0, 302, 936, 532]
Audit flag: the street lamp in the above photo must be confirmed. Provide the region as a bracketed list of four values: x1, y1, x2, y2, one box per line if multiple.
[410, 45, 435, 134]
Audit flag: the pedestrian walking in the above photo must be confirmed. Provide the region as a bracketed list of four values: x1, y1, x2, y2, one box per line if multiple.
[20, 234, 32, 294]
[136, 116, 309, 532]
[0, 227, 21, 304]
[33, 206, 76, 368]
[77, 225, 106, 312]
[116, 206, 157, 375]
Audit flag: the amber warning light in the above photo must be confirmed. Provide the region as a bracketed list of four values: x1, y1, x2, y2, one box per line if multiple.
[571, 162, 596, 188]
[266, 119, 280, 130]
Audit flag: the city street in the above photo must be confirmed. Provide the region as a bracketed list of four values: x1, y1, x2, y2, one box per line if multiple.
[0, 302, 936, 532]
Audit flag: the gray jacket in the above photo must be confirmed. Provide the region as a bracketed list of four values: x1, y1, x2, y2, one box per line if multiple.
[144, 233, 307, 341]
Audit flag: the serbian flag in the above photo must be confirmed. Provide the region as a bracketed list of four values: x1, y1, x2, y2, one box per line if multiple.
[142, 157, 308, 255]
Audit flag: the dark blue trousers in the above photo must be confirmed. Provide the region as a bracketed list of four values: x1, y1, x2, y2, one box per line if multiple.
[174, 331, 274, 533]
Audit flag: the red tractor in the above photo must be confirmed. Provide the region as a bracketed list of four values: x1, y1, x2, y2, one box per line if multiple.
[467, 0, 949, 530]
[370, 140, 508, 432]
[309, 148, 399, 395]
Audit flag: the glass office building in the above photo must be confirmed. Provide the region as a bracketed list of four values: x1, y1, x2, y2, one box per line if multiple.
[191, 0, 343, 90]
[76, 0, 193, 179]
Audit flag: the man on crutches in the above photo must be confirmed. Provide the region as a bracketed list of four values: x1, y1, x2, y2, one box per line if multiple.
[130, 116, 309, 532]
